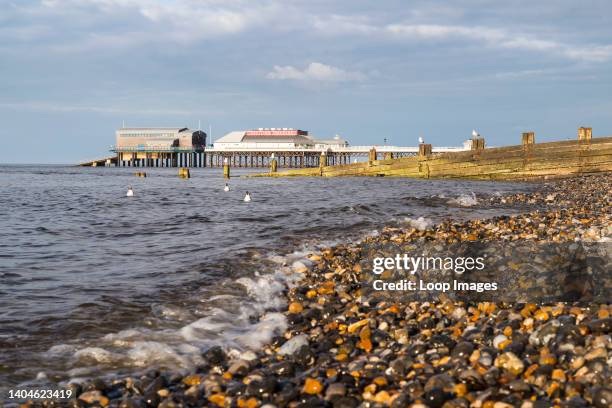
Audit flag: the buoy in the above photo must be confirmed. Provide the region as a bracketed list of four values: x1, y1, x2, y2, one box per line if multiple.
[126, 186, 134, 197]
[224, 183, 230, 192]
[244, 192, 251, 202]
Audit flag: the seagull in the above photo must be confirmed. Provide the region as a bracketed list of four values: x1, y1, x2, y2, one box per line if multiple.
[418, 136, 424, 144]
[244, 191, 251, 202]
[126, 186, 134, 197]
[472, 129, 480, 138]
[224, 183, 230, 192]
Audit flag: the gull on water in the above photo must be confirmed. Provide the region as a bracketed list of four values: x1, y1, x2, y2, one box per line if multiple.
[126, 186, 134, 197]
[224, 183, 230, 192]
[244, 191, 251, 202]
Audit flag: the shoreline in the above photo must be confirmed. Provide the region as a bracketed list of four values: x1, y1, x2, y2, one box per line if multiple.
[18, 174, 612, 408]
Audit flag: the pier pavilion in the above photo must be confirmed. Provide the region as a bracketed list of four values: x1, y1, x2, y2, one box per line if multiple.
[208, 128, 351, 168]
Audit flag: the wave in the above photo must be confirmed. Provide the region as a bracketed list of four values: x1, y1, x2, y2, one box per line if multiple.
[447, 192, 479, 207]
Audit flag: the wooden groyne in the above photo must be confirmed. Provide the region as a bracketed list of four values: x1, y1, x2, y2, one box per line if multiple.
[78, 156, 117, 167]
[253, 128, 612, 180]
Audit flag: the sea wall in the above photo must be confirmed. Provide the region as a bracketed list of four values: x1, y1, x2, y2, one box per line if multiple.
[256, 135, 612, 180]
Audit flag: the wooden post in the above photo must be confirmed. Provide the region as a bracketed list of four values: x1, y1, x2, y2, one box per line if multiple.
[368, 148, 377, 164]
[320, 152, 327, 167]
[522, 132, 535, 145]
[418, 143, 432, 157]
[578, 127, 592, 143]
[223, 157, 230, 179]
[270, 154, 278, 173]
[471, 138, 485, 150]
[178, 168, 190, 178]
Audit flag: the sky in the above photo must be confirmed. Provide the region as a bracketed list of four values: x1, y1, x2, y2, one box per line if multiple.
[1, 0, 611, 163]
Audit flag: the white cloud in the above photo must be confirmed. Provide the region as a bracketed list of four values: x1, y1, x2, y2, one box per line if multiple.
[266, 62, 366, 82]
[10, 2, 612, 63]
[384, 23, 612, 62]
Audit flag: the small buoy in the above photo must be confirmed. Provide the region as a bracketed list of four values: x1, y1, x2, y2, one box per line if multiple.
[243, 191, 251, 202]
[224, 183, 230, 192]
[126, 186, 134, 197]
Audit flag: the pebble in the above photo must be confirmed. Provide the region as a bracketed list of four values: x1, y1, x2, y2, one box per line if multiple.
[58, 174, 612, 408]
[325, 383, 347, 400]
[278, 334, 309, 355]
[303, 378, 323, 395]
[495, 352, 525, 375]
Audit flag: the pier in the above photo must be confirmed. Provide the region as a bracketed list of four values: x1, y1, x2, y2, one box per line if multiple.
[102, 145, 469, 168]
[79, 126, 470, 168]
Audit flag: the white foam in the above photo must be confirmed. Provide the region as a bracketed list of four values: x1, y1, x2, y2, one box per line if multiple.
[128, 341, 194, 368]
[152, 304, 192, 321]
[235, 312, 287, 349]
[49, 246, 320, 385]
[448, 192, 478, 207]
[74, 347, 120, 364]
[47, 344, 77, 356]
[404, 216, 433, 230]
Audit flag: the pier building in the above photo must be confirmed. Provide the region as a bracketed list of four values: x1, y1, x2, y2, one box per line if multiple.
[92, 126, 468, 168]
[209, 128, 351, 168]
[112, 127, 207, 167]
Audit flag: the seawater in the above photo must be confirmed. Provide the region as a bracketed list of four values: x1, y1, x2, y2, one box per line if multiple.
[0, 165, 536, 389]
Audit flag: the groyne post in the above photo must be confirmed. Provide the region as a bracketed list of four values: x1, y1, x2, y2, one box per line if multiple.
[418, 143, 432, 157]
[223, 158, 230, 179]
[578, 127, 592, 143]
[319, 152, 327, 176]
[522, 132, 535, 145]
[270, 154, 278, 173]
[418, 143, 432, 178]
[368, 148, 377, 165]
[178, 168, 190, 178]
[471, 138, 485, 150]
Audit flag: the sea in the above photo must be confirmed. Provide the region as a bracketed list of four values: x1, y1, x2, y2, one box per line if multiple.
[0, 165, 536, 392]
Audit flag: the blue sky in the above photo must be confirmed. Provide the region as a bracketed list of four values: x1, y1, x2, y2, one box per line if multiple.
[1, 0, 611, 163]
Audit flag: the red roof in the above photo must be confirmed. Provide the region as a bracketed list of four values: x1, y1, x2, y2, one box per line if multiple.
[245, 129, 308, 137]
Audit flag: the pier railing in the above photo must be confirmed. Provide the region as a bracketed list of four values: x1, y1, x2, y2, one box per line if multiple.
[110, 145, 198, 152]
[208, 145, 468, 153]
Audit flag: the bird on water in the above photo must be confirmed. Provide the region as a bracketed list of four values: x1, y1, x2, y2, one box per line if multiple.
[244, 191, 251, 202]
[126, 186, 134, 197]
[224, 183, 230, 192]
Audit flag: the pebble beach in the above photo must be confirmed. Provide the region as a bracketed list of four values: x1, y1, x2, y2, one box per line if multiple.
[19, 174, 612, 408]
